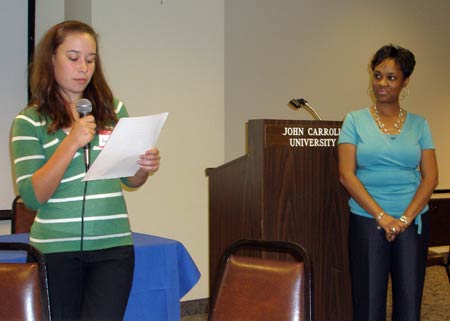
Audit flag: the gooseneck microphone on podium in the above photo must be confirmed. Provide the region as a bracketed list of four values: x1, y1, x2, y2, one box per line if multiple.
[76, 98, 93, 169]
[288, 98, 323, 120]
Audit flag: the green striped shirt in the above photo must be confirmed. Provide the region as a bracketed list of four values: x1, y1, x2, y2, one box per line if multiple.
[11, 99, 133, 253]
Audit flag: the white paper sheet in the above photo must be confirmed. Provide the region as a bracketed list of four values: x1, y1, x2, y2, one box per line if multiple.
[83, 112, 168, 181]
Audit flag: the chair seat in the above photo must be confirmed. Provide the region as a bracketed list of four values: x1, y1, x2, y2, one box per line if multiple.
[427, 250, 446, 266]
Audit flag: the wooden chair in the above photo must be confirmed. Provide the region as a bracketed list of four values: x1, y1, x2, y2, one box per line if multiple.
[208, 239, 313, 321]
[11, 195, 37, 234]
[0, 242, 51, 321]
[428, 193, 450, 282]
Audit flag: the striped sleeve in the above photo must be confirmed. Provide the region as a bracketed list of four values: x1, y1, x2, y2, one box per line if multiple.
[11, 109, 47, 209]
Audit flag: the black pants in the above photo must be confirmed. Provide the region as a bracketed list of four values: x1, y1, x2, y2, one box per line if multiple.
[44, 245, 135, 321]
[349, 213, 429, 321]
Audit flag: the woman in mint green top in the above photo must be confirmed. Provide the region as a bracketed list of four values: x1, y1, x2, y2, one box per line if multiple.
[11, 21, 161, 321]
[338, 45, 438, 321]
[13, 99, 134, 254]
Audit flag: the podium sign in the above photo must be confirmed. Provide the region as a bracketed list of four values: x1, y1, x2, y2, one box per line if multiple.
[265, 123, 341, 147]
[207, 119, 353, 321]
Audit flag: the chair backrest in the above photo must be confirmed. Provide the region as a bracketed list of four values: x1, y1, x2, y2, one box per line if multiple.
[0, 242, 51, 321]
[428, 195, 450, 247]
[12, 195, 37, 234]
[427, 194, 450, 280]
[209, 239, 313, 321]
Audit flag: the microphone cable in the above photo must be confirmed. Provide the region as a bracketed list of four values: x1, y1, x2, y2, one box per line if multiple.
[80, 153, 90, 254]
[76, 98, 92, 254]
[80, 172, 88, 253]
[76, 98, 93, 311]
[79, 158, 89, 311]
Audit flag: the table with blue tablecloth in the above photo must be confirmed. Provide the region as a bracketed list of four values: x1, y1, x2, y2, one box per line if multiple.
[0, 232, 201, 321]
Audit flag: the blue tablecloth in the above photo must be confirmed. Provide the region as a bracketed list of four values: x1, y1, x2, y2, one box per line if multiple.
[0, 232, 201, 321]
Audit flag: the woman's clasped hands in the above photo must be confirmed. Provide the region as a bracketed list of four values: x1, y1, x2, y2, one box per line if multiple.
[379, 213, 408, 242]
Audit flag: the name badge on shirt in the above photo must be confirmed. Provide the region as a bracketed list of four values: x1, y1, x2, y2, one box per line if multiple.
[98, 129, 112, 149]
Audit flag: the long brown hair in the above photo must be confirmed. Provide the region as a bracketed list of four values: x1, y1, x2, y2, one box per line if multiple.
[29, 20, 117, 133]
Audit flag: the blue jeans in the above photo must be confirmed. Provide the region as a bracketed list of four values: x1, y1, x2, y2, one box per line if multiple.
[349, 213, 429, 321]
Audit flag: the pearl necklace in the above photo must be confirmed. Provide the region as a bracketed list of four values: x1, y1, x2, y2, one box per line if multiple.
[373, 105, 405, 135]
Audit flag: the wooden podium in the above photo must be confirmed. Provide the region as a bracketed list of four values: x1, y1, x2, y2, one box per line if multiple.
[206, 119, 353, 321]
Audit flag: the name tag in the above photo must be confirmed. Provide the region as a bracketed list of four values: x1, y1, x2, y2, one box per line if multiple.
[98, 129, 112, 149]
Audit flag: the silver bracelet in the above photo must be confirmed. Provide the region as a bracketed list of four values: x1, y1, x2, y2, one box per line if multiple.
[399, 215, 409, 226]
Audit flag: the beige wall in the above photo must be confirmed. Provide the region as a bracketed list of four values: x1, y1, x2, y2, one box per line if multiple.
[91, 0, 224, 300]
[36, 0, 65, 42]
[14, 0, 450, 301]
[0, 1, 28, 233]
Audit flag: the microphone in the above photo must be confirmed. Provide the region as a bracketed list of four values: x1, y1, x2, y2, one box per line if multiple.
[288, 98, 323, 120]
[76, 98, 93, 169]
